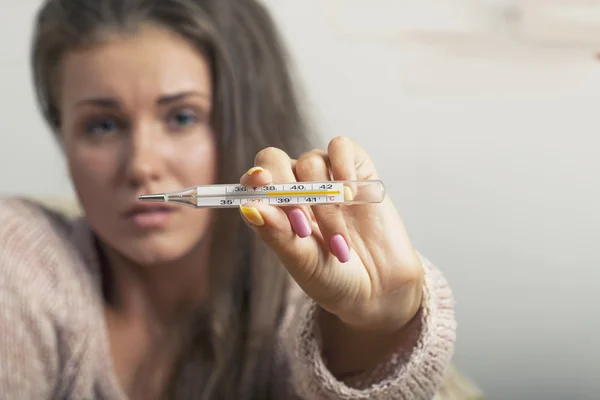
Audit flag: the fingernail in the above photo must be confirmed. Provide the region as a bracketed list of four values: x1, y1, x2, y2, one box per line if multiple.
[330, 234, 350, 263]
[343, 186, 354, 202]
[246, 166, 264, 176]
[288, 208, 312, 238]
[240, 206, 265, 226]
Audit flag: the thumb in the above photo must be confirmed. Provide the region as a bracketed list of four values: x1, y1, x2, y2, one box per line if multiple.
[239, 203, 319, 276]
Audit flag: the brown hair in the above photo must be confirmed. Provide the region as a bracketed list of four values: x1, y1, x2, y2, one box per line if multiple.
[30, 0, 316, 398]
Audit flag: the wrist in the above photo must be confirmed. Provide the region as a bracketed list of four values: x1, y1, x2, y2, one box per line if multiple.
[317, 305, 423, 377]
[333, 276, 424, 334]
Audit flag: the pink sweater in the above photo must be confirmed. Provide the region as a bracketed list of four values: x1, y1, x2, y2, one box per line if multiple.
[0, 197, 478, 399]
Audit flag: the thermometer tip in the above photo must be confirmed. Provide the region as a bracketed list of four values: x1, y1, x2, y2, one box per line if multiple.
[138, 194, 167, 202]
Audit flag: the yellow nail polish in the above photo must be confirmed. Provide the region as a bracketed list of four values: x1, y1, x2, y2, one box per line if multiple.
[240, 206, 265, 226]
[343, 186, 354, 202]
[246, 166, 264, 176]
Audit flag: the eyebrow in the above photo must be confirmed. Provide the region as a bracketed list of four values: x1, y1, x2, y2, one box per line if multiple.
[75, 91, 209, 109]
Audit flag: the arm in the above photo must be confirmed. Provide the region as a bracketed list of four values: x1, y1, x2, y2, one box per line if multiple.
[316, 301, 423, 380]
[237, 139, 474, 398]
[0, 197, 65, 398]
[279, 253, 457, 400]
[0, 285, 59, 398]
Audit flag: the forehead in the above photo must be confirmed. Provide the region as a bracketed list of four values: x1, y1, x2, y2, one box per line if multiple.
[59, 24, 212, 105]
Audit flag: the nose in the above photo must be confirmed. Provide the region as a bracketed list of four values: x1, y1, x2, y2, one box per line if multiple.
[124, 125, 162, 189]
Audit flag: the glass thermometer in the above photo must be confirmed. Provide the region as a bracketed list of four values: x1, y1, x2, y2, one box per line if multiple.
[138, 179, 386, 208]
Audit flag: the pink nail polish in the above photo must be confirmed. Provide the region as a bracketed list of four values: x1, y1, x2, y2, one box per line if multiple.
[289, 209, 312, 238]
[330, 234, 350, 263]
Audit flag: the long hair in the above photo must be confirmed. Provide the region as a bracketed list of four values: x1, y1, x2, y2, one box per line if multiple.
[30, 0, 316, 398]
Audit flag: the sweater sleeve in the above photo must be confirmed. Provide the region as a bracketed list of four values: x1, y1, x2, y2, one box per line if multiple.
[0, 284, 60, 398]
[278, 251, 457, 400]
[0, 197, 68, 398]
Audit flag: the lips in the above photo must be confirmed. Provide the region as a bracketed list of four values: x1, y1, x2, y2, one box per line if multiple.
[123, 203, 176, 229]
[125, 203, 174, 216]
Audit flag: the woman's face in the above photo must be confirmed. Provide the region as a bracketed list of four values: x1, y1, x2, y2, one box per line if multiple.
[58, 24, 217, 266]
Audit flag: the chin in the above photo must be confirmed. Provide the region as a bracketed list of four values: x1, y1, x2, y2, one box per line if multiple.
[115, 233, 200, 267]
[89, 208, 212, 267]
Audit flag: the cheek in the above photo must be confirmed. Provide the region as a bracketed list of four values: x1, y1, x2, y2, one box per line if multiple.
[66, 144, 119, 205]
[164, 136, 217, 256]
[174, 133, 219, 184]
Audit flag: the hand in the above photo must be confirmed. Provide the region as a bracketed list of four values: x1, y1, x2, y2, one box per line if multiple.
[238, 136, 424, 332]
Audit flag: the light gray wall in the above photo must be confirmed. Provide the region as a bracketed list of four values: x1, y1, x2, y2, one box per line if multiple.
[1, 1, 598, 399]
[0, 3, 75, 197]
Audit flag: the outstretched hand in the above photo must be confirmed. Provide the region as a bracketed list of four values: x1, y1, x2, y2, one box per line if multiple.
[239, 136, 423, 332]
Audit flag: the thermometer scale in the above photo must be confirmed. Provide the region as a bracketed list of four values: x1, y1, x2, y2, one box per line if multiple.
[138, 180, 386, 208]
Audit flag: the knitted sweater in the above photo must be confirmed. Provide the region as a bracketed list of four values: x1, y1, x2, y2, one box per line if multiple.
[0, 197, 474, 399]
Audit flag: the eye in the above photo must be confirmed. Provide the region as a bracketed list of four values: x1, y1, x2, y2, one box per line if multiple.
[85, 117, 120, 137]
[168, 109, 199, 130]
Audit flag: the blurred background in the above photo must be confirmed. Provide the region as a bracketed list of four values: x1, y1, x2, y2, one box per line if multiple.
[1, 1, 598, 399]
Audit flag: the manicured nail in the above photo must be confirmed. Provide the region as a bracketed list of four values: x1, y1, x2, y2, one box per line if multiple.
[246, 166, 264, 176]
[240, 205, 265, 226]
[330, 234, 350, 263]
[343, 186, 354, 202]
[288, 208, 312, 238]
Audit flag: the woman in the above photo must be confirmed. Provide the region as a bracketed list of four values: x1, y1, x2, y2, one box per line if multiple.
[0, 0, 481, 399]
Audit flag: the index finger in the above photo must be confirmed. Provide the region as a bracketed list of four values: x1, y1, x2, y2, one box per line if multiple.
[239, 166, 273, 187]
[239, 147, 314, 239]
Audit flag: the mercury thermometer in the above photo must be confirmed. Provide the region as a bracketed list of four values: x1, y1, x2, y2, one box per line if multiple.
[138, 180, 386, 208]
